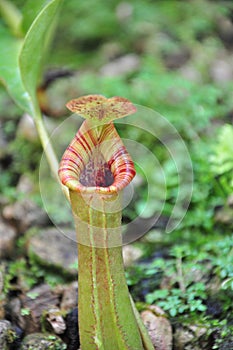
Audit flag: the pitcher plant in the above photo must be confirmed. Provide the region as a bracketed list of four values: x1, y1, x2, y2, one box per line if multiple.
[58, 95, 154, 350]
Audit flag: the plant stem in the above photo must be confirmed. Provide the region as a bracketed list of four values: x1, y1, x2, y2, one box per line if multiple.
[33, 105, 69, 200]
[69, 190, 144, 350]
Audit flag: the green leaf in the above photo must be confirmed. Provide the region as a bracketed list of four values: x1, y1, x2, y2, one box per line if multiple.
[210, 124, 233, 176]
[0, 23, 31, 112]
[0, 0, 62, 114]
[21, 307, 30, 316]
[21, 0, 51, 34]
[170, 308, 177, 317]
[0, 0, 23, 37]
[19, 0, 63, 110]
[26, 291, 39, 299]
[145, 289, 169, 304]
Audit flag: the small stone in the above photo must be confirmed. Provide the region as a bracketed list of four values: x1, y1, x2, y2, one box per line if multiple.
[0, 195, 9, 209]
[210, 58, 233, 84]
[189, 325, 207, 338]
[122, 245, 143, 267]
[100, 42, 123, 61]
[7, 297, 26, 331]
[3, 199, 49, 234]
[215, 206, 233, 225]
[60, 282, 78, 311]
[174, 324, 207, 350]
[142, 229, 164, 243]
[174, 327, 194, 349]
[0, 320, 12, 350]
[163, 47, 191, 70]
[20, 284, 59, 333]
[17, 114, 38, 142]
[116, 2, 133, 22]
[100, 54, 140, 77]
[141, 306, 172, 350]
[206, 275, 222, 295]
[21, 333, 66, 350]
[179, 65, 202, 83]
[227, 194, 233, 207]
[217, 16, 233, 48]
[148, 305, 167, 317]
[46, 308, 66, 334]
[0, 221, 17, 259]
[28, 227, 77, 276]
[16, 175, 34, 194]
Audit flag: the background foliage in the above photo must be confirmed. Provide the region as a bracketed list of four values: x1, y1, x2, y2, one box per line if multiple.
[1, 0, 233, 349]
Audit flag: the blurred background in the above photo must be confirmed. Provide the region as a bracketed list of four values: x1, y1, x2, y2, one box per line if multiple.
[1, 1, 233, 349]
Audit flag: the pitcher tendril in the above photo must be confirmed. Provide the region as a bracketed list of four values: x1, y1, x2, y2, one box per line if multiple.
[58, 95, 153, 350]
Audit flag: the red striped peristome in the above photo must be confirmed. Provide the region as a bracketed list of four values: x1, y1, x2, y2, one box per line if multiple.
[58, 120, 136, 194]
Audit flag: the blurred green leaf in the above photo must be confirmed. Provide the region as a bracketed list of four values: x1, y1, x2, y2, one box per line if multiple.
[19, 0, 63, 110]
[210, 124, 233, 176]
[21, 0, 51, 33]
[0, 0, 62, 114]
[0, 24, 30, 112]
[0, 0, 22, 37]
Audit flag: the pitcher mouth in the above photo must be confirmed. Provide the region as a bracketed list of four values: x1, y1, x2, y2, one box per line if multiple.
[58, 121, 136, 194]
